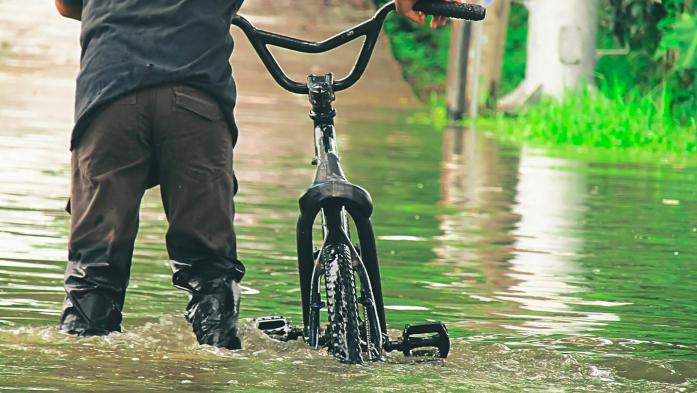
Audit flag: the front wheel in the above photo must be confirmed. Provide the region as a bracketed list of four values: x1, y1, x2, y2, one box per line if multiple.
[322, 242, 363, 364]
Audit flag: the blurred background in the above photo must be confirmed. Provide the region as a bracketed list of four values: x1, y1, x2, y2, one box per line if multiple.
[0, 0, 696, 391]
[380, 0, 696, 151]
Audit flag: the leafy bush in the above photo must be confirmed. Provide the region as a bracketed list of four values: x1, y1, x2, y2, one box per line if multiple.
[599, 0, 671, 88]
[657, 12, 697, 70]
[500, 2, 527, 96]
[373, 0, 451, 99]
[598, 0, 695, 117]
[657, 12, 697, 121]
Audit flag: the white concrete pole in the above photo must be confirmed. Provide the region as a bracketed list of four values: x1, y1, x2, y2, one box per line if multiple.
[498, 0, 598, 111]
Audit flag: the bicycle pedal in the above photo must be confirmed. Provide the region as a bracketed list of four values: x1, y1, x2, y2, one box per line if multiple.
[389, 322, 450, 358]
[256, 316, 303, 342]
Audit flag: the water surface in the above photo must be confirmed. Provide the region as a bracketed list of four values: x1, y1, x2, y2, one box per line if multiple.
[1, 1, 697, 392]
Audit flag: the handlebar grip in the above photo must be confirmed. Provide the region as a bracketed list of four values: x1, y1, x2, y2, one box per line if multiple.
[413, 1, 486, 21]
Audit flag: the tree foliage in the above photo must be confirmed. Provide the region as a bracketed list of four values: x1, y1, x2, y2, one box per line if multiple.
[658, 12, 697, 70]
[598, 0, 694, 113]
[372, 0, 451, 99]
[500, 3, 527, 96]
[601, 0, 671, 50]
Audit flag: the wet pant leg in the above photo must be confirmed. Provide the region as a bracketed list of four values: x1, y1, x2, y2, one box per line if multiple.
[153, 85, 244, 349]
[60, 93, 152, 335]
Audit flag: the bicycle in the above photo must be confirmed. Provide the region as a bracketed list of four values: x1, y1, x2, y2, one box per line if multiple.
[232, 0, 485, 364]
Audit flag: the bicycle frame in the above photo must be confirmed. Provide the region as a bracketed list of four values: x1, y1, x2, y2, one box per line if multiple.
[237, 0, 483, 359]
[231, 2, 399, 341]
[295, 74, 388, 340]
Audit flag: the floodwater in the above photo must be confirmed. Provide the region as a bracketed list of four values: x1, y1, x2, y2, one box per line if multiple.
[1, 1, 697, 392]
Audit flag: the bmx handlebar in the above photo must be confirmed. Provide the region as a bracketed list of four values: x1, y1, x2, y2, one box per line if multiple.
[231, 0, 486, 95]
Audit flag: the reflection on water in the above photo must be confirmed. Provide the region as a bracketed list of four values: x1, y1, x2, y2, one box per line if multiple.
[0, 1, 75, 328]
[2, 0, 697, 391]
[499, 147, 620, 335]
[437, 128, 617, 336]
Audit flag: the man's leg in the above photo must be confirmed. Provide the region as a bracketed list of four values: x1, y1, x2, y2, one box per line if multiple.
[153, 85, 244, 349]
[60, 92, 152, 335]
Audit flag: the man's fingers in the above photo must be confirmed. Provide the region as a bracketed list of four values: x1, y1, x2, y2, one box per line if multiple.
[430, 15, 448, 29]
[395, 0, 425, 25]
[394, 0, 414, 16]
[396, 0, 469, 28]
[434, 0, 464, 27]
[403, 9, 425, 25]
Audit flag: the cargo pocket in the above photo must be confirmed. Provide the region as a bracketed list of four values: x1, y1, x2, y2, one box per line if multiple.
[173, 86, 224, 121]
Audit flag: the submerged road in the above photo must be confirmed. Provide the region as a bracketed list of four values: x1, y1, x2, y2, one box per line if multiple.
[2, 1, 697, 392]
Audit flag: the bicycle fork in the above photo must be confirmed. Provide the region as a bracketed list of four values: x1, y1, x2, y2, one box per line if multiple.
[257, 73, 450, 360]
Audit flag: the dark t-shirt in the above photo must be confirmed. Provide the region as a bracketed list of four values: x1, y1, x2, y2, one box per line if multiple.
[62, 0, 243, 149]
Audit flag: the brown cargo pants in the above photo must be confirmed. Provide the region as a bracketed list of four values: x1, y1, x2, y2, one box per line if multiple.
[59, 85, 244, 342]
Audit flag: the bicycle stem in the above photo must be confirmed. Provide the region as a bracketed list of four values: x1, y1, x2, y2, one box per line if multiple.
[308, 74, 343, 180]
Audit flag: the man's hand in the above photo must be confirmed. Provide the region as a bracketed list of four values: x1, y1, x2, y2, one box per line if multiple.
[395, 0, 461, 29]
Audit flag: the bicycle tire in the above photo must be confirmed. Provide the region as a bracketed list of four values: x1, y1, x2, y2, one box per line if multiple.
[354, 255, 384, 361]
[322, 242, 363, 364]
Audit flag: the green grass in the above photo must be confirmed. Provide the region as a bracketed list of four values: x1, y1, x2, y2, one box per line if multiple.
[417, 80, 697, 156]
[475, 81, 697, 154]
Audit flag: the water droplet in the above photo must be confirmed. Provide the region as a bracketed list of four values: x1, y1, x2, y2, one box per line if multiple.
[385, 305, 429, 311]
[662, 199, 680, 206]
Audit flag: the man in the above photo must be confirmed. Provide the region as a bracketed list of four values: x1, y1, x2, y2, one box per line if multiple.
[55, 0, 447, 349]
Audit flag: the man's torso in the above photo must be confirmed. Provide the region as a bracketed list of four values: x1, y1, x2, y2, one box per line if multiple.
[72, 0, 243, 148]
